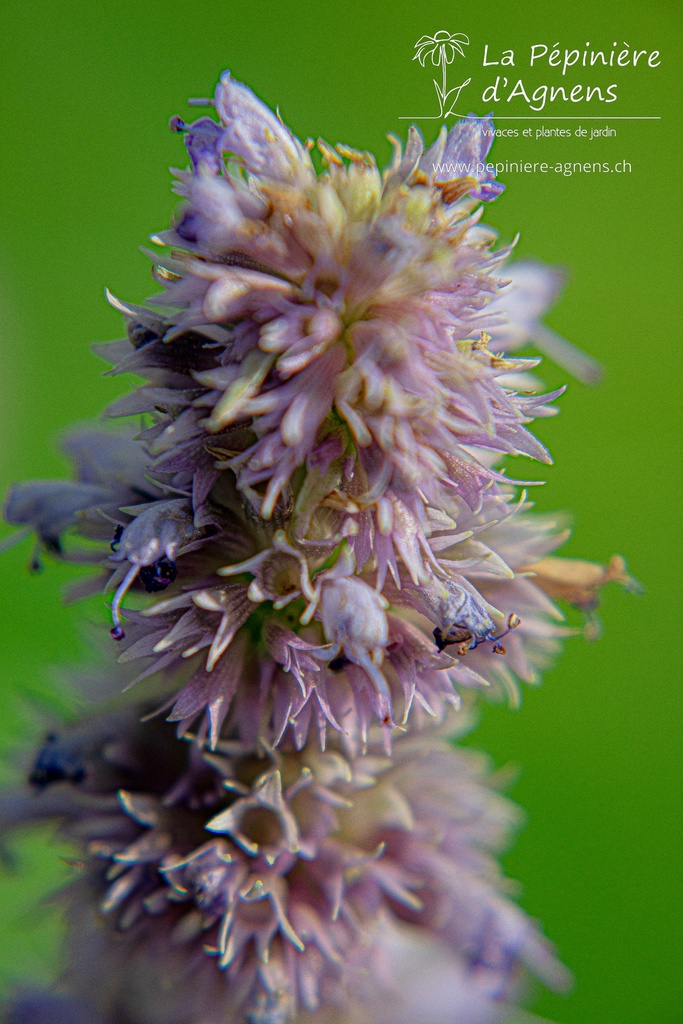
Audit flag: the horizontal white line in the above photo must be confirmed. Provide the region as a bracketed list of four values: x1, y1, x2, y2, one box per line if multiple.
[399, 115, 661, 120]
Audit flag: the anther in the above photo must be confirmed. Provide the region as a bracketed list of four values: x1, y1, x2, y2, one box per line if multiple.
[328, 655, 350, 672]
[109, 564, 140, 641]
[139, 556, 177, 593]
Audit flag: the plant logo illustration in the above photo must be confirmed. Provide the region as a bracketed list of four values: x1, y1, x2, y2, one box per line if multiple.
[413, 30, 472, 119]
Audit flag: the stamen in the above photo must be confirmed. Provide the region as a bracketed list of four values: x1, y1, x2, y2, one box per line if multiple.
[481, 613, 521, 651]
[109, 564, 140, 641]
[479, 613, 521, 655]
[435, 614, 521, 656]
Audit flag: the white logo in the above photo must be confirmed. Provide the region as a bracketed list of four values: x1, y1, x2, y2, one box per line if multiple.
[410, 31, 472, 119]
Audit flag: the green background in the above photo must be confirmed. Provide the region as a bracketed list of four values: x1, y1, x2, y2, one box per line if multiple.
[0, 1, 680, 1021]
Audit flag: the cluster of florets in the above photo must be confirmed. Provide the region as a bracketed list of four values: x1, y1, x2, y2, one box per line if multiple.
[1, 72, 632, 1024]
[1, 707, 569, 1024]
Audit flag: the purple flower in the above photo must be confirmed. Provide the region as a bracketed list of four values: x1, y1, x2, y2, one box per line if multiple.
[0, 708, 568, 1024]
[144, 86, 563, 526]
[428, 115, 505, 202]
[170, 115, 225, 175]
[0, 71, 635, 1024]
